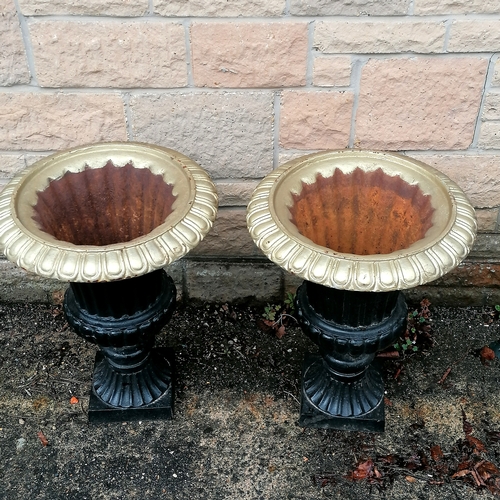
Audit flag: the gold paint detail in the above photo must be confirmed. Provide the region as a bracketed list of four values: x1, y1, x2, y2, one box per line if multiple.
[246, 150, 477, 292]
[0, 142, 218, 282]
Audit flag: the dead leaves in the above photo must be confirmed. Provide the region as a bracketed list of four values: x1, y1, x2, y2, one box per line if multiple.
[480, 346, 496, 366]
[37, 431, 49, 447]
[345, 459, 384, 487]
[332, 413, 500, 495]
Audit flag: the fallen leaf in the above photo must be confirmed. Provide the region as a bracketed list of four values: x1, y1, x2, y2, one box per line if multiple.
[69, 396, 79, 405]
[438, 366, 452, 384]
[275, 325, 286, 339]
[462, 409, 473, 435]
[405, 476, 417, 483]
[384, 396, 393, 407]
[376, 351, 400, 359]
[452, 470, 470, 479]
[466, 435, 486, 454]
[37, 431, 49, 447]
[477, 461, 500, 477]
[347, 460, 373, 480]
[430, 445, 444, 462]
[256, 319, 274, 333]
[480, 346, 496, 365]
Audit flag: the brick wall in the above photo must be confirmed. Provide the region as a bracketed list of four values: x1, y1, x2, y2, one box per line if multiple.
[1, 0, 500, 304]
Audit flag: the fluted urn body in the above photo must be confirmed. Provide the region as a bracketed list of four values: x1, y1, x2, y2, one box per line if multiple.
[0, 142, 218, 422]
[247, 150, 476, 431]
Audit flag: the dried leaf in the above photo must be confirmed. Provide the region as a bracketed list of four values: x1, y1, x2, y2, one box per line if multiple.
[376, 351, 400, 359]
[462, 409, 473, 435]
[452, 470, 470, 479]
[430, 445, 444, 462]
[37, 431, 49, 447]
[477, 460, 500, 477]
[480, 346, 496, 365]
[405, 476, 417, 483]
[466, 435, 486, 454]
[347, 460, 374, 481]
[438, 366, 452, 384]
[256, 318, 273, 333]
[384, 396, 393, 407]
[275, 325, 286, 339]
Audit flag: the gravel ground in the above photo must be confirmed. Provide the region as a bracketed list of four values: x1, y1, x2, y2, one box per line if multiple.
[1, 299, 500, 499]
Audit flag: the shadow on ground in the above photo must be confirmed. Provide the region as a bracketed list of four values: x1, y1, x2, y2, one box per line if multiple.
[1, 300, 500, 499]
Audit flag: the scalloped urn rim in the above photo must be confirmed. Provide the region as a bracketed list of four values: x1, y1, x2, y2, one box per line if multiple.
[246, 150, 477, 292]
[0, 142, 218, 282]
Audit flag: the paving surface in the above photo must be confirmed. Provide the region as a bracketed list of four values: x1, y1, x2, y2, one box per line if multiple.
[1, 300, 500, 499]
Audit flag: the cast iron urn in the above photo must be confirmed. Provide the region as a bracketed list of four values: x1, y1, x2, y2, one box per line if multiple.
[0, 142, 218, 423]
[247, 150, 476, 432]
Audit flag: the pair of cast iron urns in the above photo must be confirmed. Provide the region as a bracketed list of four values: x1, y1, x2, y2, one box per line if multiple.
[0, 142, 476, 431]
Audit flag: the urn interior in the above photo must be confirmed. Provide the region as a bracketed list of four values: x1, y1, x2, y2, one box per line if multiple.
[248, 150, 477, 292]
[0, 142, 218, 283]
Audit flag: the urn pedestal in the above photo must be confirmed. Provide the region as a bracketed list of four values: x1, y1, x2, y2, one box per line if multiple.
[247, 150, 476, 432]
[0, 142, 218, 423]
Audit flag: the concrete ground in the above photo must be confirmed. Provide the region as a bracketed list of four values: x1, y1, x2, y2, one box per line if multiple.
[1, 299, 500, 499]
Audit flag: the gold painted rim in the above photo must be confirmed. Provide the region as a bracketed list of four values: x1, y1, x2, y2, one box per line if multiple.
[0, 142, 218, 282]
[246, 150, 477, 291]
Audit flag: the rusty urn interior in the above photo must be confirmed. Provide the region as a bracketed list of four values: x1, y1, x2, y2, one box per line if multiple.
[248, 150, 477, 292]
[0, 142, 218, 283]
[289, 168, 435, 256]
[33, 161, 177, 247]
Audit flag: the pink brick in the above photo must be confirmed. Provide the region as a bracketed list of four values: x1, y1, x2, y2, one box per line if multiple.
[313, 57, 351, 87]
[29, 21, 187, 88]
[414, 0, 500, 14]
[356, 58, 488, 150]
[280, 91, 354, 149]
[191, 22, 308, 88]
[409, 154, 500, 208]
[448, 20, 500, 52]
[18, 0, 148, 15]
[314, 20, 446, 54]
[154, 0, 284, 16]
[0, 93, 127, 150]
[0, 0, 30, 86]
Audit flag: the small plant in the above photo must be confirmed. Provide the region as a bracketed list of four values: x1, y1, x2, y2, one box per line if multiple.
[263, 304, 279, 322]
[259, 292, 297, 339]
[283, 292, 295, 314]
[390, 298, 433, 356]
[394, 337, 418, 353]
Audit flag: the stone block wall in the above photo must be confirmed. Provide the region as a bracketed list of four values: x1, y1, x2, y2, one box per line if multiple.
[1, 0, 499, 305]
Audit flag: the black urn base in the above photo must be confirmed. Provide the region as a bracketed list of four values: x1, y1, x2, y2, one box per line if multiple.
[63, 269, 176, 423]
[88, 348, 174, 423]
[299, 354, 384, 432]
[295, 281, 407, 433]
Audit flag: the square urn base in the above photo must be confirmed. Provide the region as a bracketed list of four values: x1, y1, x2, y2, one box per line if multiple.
[298, 354, 385, 433]
[88, 348, 174, 424]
